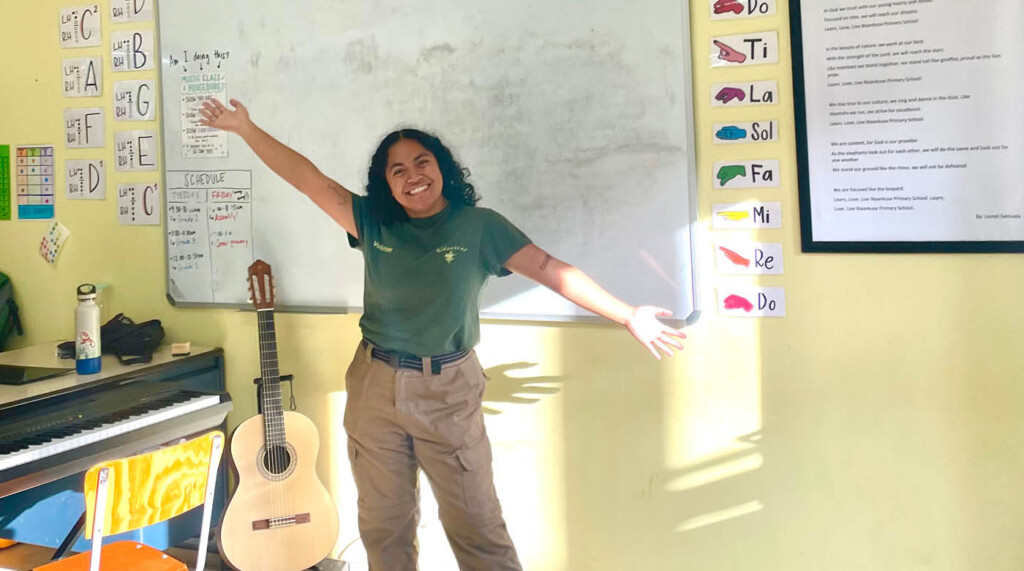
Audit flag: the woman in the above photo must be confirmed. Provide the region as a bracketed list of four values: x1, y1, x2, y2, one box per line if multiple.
[200, 98, 685, 570]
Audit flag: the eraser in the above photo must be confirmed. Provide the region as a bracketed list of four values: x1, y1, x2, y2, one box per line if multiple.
[171, 342, 191, 356]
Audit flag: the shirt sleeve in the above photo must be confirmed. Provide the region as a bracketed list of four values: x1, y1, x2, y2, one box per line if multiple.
[479, 208, 532, 277]
[347, 193, 371, 250]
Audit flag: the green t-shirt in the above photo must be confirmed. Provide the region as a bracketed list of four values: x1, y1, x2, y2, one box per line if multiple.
[348, 195, 531, 356]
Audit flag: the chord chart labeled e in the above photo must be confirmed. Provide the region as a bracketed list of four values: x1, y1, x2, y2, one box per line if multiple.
[17, 145, 55, 220]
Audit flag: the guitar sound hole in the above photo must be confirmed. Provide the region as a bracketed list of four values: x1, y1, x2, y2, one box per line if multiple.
[263, 445, 292, 475]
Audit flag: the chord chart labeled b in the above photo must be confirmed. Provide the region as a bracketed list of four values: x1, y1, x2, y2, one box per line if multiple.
[16, 145, 55, 220]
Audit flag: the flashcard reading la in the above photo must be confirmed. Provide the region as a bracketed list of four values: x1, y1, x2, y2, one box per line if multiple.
[114, 80, 156, 121]
[713, 120, 779, 145]
[712, 202, 782, 229]
[39, 220, 71, 264]
[62, 57, 102, 97]
[66, 159, 105, 199]
[114, 130, 158, 171]
[709, 0, 777, 20]
[714, 160, 780, 189]
[111, 30, 155, 72]
[59, 5, 101, 48]
[711, 81, 778, 107]
[64, 108, 105, 148]
[718, 286, 786, 317]
[111, 0, 153, 22]
[117, 183, 160, 225]
[715, 242, 784, 275]
[710, 31, 779, 67]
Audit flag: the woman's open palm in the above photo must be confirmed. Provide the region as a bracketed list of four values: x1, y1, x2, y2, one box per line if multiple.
[198, 98, 250, 133]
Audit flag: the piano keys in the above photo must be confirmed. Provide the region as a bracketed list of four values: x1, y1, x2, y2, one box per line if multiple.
[0, 344, 231, 552]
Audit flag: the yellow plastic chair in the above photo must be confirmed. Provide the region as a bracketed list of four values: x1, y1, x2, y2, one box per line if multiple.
[35, 431, 224, 571]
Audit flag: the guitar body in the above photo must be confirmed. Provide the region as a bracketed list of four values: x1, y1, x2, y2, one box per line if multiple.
[218, 411, 338, 571]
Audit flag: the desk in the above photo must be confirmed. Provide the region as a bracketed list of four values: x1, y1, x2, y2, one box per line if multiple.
[0, 342, 230, 552]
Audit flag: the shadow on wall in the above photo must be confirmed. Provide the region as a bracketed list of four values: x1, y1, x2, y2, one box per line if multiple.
[482, 362, 564, 415]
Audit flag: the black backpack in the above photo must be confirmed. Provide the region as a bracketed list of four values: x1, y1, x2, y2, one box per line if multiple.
[0, 272, 24, 351]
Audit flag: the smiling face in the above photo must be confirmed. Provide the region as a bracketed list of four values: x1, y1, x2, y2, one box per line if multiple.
[385, 138, 448, 219]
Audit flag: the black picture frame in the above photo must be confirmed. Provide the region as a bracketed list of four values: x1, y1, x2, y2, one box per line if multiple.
[789, 1, 1024, 254]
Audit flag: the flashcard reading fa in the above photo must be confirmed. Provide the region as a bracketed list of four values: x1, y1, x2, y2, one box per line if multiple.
[39, 220, 71, 264]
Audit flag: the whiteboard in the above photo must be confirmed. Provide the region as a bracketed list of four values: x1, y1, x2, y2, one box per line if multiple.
[158, 0, 700, 321]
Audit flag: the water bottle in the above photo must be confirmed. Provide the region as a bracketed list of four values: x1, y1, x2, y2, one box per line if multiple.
[75, 283, 101, 374]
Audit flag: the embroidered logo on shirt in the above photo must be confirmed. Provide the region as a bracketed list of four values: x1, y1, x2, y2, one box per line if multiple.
[437, 245, 467, 263]
[374, 241, 394, 253]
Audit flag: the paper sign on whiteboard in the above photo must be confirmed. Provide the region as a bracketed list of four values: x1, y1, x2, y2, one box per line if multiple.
[180, 73, 228, 158]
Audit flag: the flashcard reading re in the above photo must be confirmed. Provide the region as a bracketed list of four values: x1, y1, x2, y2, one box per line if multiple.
[718, 286, 786, 318]
[715, 242, 784, 275]
[65, 159, 106, 199]
[39, 220, 71, 264]
[710, 31, 779, 68]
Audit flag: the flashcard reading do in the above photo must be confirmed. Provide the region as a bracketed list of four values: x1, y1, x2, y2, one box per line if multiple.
[39, 220, 71, 264]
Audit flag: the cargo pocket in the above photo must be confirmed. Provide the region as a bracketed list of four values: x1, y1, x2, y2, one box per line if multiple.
[455, 436, 496, 513]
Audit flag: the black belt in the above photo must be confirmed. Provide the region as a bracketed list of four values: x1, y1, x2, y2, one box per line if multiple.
[361, 340, 469, 374]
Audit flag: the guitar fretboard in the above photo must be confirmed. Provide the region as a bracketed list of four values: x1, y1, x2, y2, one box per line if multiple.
[257, 308, 286, 447]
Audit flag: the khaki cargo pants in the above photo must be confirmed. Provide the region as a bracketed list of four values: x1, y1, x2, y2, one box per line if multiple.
[343, 342, 521, 570]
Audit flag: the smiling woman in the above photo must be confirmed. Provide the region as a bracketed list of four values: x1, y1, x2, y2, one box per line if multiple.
[199, 97, 686, 570]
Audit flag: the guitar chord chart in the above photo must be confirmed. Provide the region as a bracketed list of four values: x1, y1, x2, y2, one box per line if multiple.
[0, 146, 10, 221]
[16, 145, 56, 220]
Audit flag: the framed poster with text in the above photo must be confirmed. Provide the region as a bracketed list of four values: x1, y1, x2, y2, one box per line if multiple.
[790, 0, 1024, 252]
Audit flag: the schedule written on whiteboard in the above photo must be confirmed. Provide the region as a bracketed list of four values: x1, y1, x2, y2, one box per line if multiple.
[797, 0, 1024, 243]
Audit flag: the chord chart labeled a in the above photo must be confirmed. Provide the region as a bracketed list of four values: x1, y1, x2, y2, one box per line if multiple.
[16, 146, 55, 220]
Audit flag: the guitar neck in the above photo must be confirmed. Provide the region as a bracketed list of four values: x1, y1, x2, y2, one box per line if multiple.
[256, 308, 286, 446]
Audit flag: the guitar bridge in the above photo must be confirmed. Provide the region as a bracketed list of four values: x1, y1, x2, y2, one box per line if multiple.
[251, 512, 311, 530]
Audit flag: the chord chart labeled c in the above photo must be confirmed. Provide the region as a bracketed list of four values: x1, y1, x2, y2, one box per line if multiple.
[16, 145, 55, 220]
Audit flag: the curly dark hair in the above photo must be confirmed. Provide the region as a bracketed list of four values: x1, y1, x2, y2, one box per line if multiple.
[365, 128, 480, 224]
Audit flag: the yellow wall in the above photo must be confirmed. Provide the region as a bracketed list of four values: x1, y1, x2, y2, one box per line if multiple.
[2, 1, 1023, 570]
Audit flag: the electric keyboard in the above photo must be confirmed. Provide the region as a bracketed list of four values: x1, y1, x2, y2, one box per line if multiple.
[0, 379, 231, 498]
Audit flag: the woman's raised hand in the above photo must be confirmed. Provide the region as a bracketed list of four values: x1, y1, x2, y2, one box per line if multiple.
[625, 306, 687, 360]
[198, 98, 251, 134]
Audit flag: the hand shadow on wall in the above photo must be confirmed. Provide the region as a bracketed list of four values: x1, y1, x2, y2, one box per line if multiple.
[482, 362, 564, 415]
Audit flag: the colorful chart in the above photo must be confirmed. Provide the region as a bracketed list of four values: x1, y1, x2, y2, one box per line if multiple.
[16, 145, 55, 220]
[0, 145, 10, 221]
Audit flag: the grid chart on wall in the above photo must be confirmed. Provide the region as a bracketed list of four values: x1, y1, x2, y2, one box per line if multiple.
[16, 146, 55, 220]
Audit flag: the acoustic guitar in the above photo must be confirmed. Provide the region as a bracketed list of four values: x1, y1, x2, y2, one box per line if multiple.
[218, 260, 339, 571]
